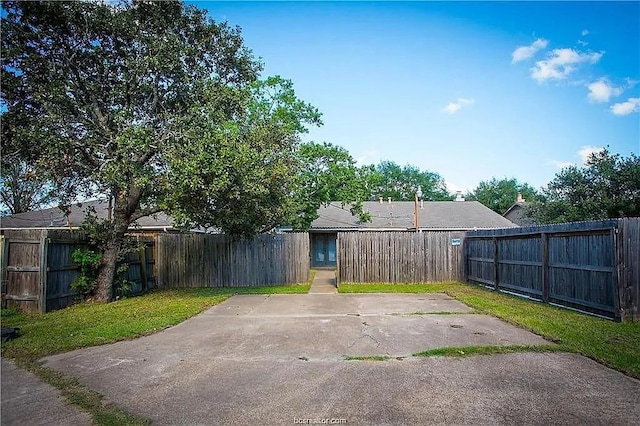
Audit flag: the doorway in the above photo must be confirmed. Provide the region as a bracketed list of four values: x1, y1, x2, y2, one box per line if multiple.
[310, 233, 337, 268]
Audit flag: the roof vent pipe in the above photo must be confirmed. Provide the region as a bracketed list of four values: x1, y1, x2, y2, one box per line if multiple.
[379, 197, 383, 204]
[388, 197, 392, 204]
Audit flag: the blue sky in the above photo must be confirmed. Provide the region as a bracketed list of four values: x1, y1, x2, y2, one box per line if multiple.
[198, 1, 640, 193]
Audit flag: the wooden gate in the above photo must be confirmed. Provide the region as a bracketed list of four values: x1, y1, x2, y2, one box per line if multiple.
[1, 231, 47, 313]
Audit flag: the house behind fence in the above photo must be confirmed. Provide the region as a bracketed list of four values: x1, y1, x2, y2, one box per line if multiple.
[2, 218, 637, 321]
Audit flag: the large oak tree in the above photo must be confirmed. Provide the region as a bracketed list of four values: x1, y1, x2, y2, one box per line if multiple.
[1, 1, 320, 300]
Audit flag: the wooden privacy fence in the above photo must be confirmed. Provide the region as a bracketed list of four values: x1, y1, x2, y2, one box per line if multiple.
[0, 229, 155, 313]
[156, 233, 309, 288]
[337, 231, 465, 283]
[465, 218, 640, 321]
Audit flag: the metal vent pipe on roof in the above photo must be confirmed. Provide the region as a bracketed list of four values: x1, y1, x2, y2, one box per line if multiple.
[388, 197, 392, 204]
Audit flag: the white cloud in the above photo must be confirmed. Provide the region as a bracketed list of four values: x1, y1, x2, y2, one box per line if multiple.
[511, 38, 548, 63]
[355, 150, 381, 167]
[531, 48, 604, 83]
[581, 29, 589, 36]
[445, 181, 468, 194]
[610, 98, 640, 116]
[578, 146, 604, 163]
[547, 159, 574, 169]
[548, 145, 605, 169]
[441, 98, 475, 114]
[577, 40, 588, 47]
[587, 78, 623, 103]
[625, 78, 639, 89]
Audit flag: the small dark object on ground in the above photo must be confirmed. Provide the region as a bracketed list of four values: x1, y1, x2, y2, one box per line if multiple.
[1, 327, 20, 342]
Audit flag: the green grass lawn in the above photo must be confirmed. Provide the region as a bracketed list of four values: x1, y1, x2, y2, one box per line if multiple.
[1, 285, 310, 362]
[339, 282, 640, 379]
[1, 284, 309, 426]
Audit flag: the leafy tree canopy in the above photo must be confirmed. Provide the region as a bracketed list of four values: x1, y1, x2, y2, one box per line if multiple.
[1, 0, 320, 300]
[529, 149, 640, 223]
[290, 142, 371, 230]
[0, 158, 56, 215]
[367, 161, 451, 202]
[465, 177, 540, 214]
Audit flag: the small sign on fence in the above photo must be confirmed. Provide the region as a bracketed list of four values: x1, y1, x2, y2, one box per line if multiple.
[451, 238, 461, 246]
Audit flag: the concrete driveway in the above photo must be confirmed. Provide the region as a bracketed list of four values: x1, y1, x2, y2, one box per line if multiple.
[44, 294, 640, 425]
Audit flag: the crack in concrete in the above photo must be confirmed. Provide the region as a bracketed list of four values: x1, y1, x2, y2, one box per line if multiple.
[347, 321, 381, 350]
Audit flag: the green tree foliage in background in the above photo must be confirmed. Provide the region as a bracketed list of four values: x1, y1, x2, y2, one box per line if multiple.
[529, 149, 640, 223]
[1, 109, 57, 215]
[0, 160, 56, 215]
[290, 142, 371, 230]
[1, 1, 319, 301]
[368, 161, 451, 201]
[466, 178, 540, 214]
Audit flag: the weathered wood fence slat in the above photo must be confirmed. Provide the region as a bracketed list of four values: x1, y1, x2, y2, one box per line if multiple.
[337, 231, 465, 283]
[155, 233, 309, 288]
[465, 218, 639, 321]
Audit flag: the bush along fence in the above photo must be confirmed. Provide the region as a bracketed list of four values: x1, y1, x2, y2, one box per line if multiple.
[0, 229, 155, 313]
[337, 231, 466, 283]
[0, 230, 309, 313]
[465, 218, 640, 322]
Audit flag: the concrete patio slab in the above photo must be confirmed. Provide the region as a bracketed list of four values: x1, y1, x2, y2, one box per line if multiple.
[209, 293, 474, 317]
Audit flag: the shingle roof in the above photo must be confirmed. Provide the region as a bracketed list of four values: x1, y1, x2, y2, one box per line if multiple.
[503, 202, 537, 227]
[312, 201, 518, 230]
[0, 199, 174, 230]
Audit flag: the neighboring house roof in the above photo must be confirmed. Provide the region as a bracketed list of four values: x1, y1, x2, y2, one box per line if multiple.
[312, 201, 519, 231]
[503, 202, 537, 227]
[0, 199, 175, 231]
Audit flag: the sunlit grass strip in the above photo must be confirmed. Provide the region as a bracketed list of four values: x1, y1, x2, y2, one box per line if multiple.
[388, 311, 476, 316]
[344, 355, 392, 361]
[414, 344, 561, 358]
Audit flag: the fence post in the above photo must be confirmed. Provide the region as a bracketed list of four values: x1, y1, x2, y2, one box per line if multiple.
[0, 235, 7, 309]
[138, 237, 148, 292]
[39, 231, 49, 313]
[156, 234, 163, 288]
[614, 224, 624, 322]
[542, 233, 549, 302]
[493, 237, 499, 290]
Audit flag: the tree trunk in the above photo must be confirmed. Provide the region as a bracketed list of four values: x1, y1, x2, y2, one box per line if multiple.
[93, 196, 134, 302]
[94, 242, 119, 302]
